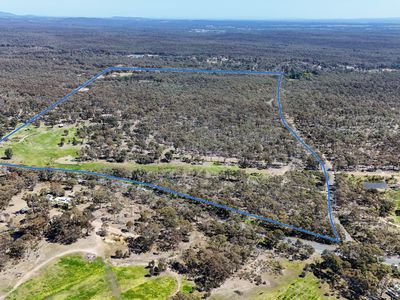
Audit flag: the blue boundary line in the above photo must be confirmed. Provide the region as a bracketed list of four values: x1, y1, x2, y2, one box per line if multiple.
[0, 67, 340, 243]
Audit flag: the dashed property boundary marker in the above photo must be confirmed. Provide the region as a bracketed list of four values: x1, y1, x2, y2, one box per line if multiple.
[0, 67, 340, 243]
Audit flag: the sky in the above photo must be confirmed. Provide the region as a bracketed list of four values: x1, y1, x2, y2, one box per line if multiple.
[0, 0, 399, 20]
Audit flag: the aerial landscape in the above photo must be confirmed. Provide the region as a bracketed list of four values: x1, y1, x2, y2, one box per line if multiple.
[0, 1, 399, 299]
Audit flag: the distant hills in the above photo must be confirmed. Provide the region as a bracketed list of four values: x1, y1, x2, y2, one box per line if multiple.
[0, 11, 17, 17]
[0, 10, 399, 24]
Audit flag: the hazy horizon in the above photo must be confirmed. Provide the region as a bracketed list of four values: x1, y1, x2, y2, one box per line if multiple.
[1, 10, 400, 22]
[0, 0, 399, 20]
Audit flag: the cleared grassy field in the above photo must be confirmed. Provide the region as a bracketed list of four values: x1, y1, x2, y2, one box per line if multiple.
[261, 273, 330, 300]
[211, 260, 335, 300]
[181, 278, 196, 294]
[250, 260, 332, 300]
[6, 254, 177, 300]
[66, 160, 254, 176]
[0, 124, 81, 166]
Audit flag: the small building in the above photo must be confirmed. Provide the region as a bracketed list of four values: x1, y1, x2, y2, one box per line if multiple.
[0, 167, 9, 177]
[328, 172, 335, 187]
[387, 283, 400, 300]
[15, 208, 29, 215]
[85, 253, 97, 261]
[363, 182, 388, 190]
[127, 54, 145, 58]
[47, 194, 72, 205]
[54, 197, 72, 205]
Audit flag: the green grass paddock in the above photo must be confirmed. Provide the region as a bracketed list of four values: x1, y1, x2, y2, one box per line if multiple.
[6, 254, 177, 300]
